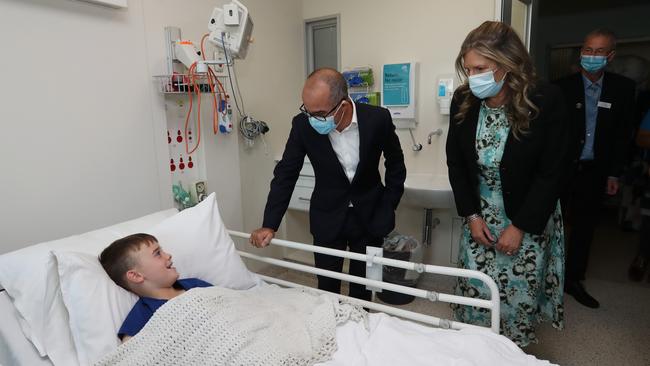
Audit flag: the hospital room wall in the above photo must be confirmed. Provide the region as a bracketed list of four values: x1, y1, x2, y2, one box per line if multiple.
[142, 0, 306, 266]
[0, 0, 165, 254]
[139, 0, 252, 243]
[0, 0, 289, 255]
[233, 1, 307, 252]
[253, 0, 496, 262]
[301, 0, 495, 177]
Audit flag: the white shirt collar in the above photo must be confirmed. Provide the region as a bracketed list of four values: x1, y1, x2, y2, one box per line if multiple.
[333, 100, 358, 134]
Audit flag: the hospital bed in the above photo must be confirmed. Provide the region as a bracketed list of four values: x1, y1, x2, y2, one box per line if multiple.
[0, 194, 555, 365]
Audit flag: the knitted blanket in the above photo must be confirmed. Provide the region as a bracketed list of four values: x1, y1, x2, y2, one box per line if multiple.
[94, 285, 366, 366]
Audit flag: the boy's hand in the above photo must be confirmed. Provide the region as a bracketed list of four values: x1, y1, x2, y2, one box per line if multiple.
[250, 228, 275, 248]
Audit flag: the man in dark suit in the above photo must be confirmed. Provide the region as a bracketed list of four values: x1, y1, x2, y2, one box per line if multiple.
[555, 29, 636, 308]
[249, 68, 406, 301]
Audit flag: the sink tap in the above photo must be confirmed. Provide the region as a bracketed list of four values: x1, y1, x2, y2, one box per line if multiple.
[427, 128, 443, 144]
[408, 128, 423, 152]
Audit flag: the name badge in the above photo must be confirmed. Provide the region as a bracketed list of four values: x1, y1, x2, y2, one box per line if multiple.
[597, 101, 612, 109]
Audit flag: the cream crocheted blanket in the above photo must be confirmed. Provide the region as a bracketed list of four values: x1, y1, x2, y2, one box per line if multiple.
[95, 285, 366, 366]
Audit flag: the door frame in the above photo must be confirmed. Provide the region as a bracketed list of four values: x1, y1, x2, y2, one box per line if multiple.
[496, 0, 535, 51]
[304, 14, 341, 76]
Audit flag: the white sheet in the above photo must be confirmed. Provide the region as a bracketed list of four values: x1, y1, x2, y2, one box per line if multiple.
[0, 291, 51, 366]
[319, 313, 557, 366]
[2, 294, 554, 366]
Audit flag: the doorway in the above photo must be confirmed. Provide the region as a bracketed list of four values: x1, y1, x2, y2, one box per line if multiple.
[305, 16, 340, 75]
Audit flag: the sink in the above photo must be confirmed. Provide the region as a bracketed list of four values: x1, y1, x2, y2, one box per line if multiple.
[402, 174, 455, 209]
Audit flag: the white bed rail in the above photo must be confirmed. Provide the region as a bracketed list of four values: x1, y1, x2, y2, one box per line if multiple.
[229, 230, 500, 334]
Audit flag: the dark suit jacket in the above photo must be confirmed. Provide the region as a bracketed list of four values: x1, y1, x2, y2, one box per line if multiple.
[446, 83, 569, 235]
[263, 103, 406, 243]
[554, 72, 636, 177]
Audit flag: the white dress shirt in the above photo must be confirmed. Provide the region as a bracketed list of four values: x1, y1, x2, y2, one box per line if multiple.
[328, 100, 360, 183]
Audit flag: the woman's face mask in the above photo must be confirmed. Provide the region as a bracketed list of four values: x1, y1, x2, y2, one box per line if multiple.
[580, 55, 607, 73]
[468, 69, 505, 99]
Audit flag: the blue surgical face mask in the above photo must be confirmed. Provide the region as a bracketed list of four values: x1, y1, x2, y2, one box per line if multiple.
[468, 70, 505, 99]
[309, 115, 337, 134]
[308, 103, 343, 135]
[580, 55, 607, 73]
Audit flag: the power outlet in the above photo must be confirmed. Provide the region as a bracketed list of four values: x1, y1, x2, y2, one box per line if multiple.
[223, 3, 239, 25]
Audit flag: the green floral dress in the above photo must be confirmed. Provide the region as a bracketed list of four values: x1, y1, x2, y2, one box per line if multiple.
[452, 102, 565, 347]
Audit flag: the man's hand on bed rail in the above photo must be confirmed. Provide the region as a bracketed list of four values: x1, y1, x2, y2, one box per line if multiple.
[250, 228, 275, 248]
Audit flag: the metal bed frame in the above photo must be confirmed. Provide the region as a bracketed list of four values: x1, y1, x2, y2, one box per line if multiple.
[229, 230, 500, 334]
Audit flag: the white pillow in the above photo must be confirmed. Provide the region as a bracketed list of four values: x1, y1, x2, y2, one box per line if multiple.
[0, 209, 178, 365]
[148, 193, 264, 290]
[54, 251, 137, 366]
[57, 193, 263, 364]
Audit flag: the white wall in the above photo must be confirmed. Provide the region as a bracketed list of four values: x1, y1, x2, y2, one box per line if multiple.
[0, 0, 165, 253]
[139, 0, 247, 232]
[234, 0, 305, 242]
[302, 0, 495, 176]
[0, 0, 496, 265]
[0, 0, 304, 255]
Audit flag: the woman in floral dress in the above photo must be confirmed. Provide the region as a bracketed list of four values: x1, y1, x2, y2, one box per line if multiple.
[446, 21, 569, 347]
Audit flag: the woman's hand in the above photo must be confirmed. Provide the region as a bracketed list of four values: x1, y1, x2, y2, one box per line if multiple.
[496, 224, 524, 255]
[468, 217, 496, 246]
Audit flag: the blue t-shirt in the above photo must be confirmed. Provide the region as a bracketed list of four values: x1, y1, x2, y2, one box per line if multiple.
[118, 278, 212, 338]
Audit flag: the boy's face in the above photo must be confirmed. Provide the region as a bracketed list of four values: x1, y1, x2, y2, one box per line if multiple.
[131, 242, 179, 288]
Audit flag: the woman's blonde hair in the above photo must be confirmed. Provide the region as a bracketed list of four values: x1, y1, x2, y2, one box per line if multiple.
[454, 21, 538, 138]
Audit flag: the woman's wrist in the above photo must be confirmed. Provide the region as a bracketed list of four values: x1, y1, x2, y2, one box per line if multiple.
[466, 213, 481, 223]
[510, 224, 523, 235]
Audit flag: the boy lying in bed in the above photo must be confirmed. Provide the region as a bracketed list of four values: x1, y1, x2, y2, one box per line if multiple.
[98, 233, 211, 343]
[96, 233, 364, 365]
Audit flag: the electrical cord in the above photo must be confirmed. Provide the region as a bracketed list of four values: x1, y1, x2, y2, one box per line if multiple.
[220, 32, 269, 147]
[239, 115, 269, 143]
[184, 62, 201, 155]
[229, 54, 246, 115]
[221, 32, 245, 116]
[202, 33, 227, 134]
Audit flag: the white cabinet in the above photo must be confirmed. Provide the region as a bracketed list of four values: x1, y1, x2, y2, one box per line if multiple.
[288, 160, 315, 212]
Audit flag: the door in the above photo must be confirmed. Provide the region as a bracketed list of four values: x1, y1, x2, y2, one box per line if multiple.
[500, 0, 536, 51]
[305, 16, 340, 74]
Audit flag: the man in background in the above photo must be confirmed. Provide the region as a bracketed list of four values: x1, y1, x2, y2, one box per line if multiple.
[556, 29, 636, 308]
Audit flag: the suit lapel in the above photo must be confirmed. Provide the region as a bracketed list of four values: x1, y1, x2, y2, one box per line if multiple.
[350, 104, 367, 185]
[576, 73, 587, 132]
[311, 131, 349, 182]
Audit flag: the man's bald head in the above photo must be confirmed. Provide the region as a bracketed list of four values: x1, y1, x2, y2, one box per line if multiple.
[303, 68, 348, 106]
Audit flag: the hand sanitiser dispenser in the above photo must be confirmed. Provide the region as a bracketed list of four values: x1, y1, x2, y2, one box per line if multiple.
[437, 77, 454, 115]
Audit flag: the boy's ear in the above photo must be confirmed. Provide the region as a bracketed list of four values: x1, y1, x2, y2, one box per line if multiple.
[125, 269, 144, 285]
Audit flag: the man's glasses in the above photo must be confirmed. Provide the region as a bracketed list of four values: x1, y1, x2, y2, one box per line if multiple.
[581, 47, 613, 56]
[299, 99, 344, 122]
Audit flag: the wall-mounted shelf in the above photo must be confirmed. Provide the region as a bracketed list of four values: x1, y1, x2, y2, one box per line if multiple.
[153, 74, 226, 94]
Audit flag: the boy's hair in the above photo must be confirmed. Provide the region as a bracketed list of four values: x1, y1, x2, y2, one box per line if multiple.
[99, 233, 158, 291]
